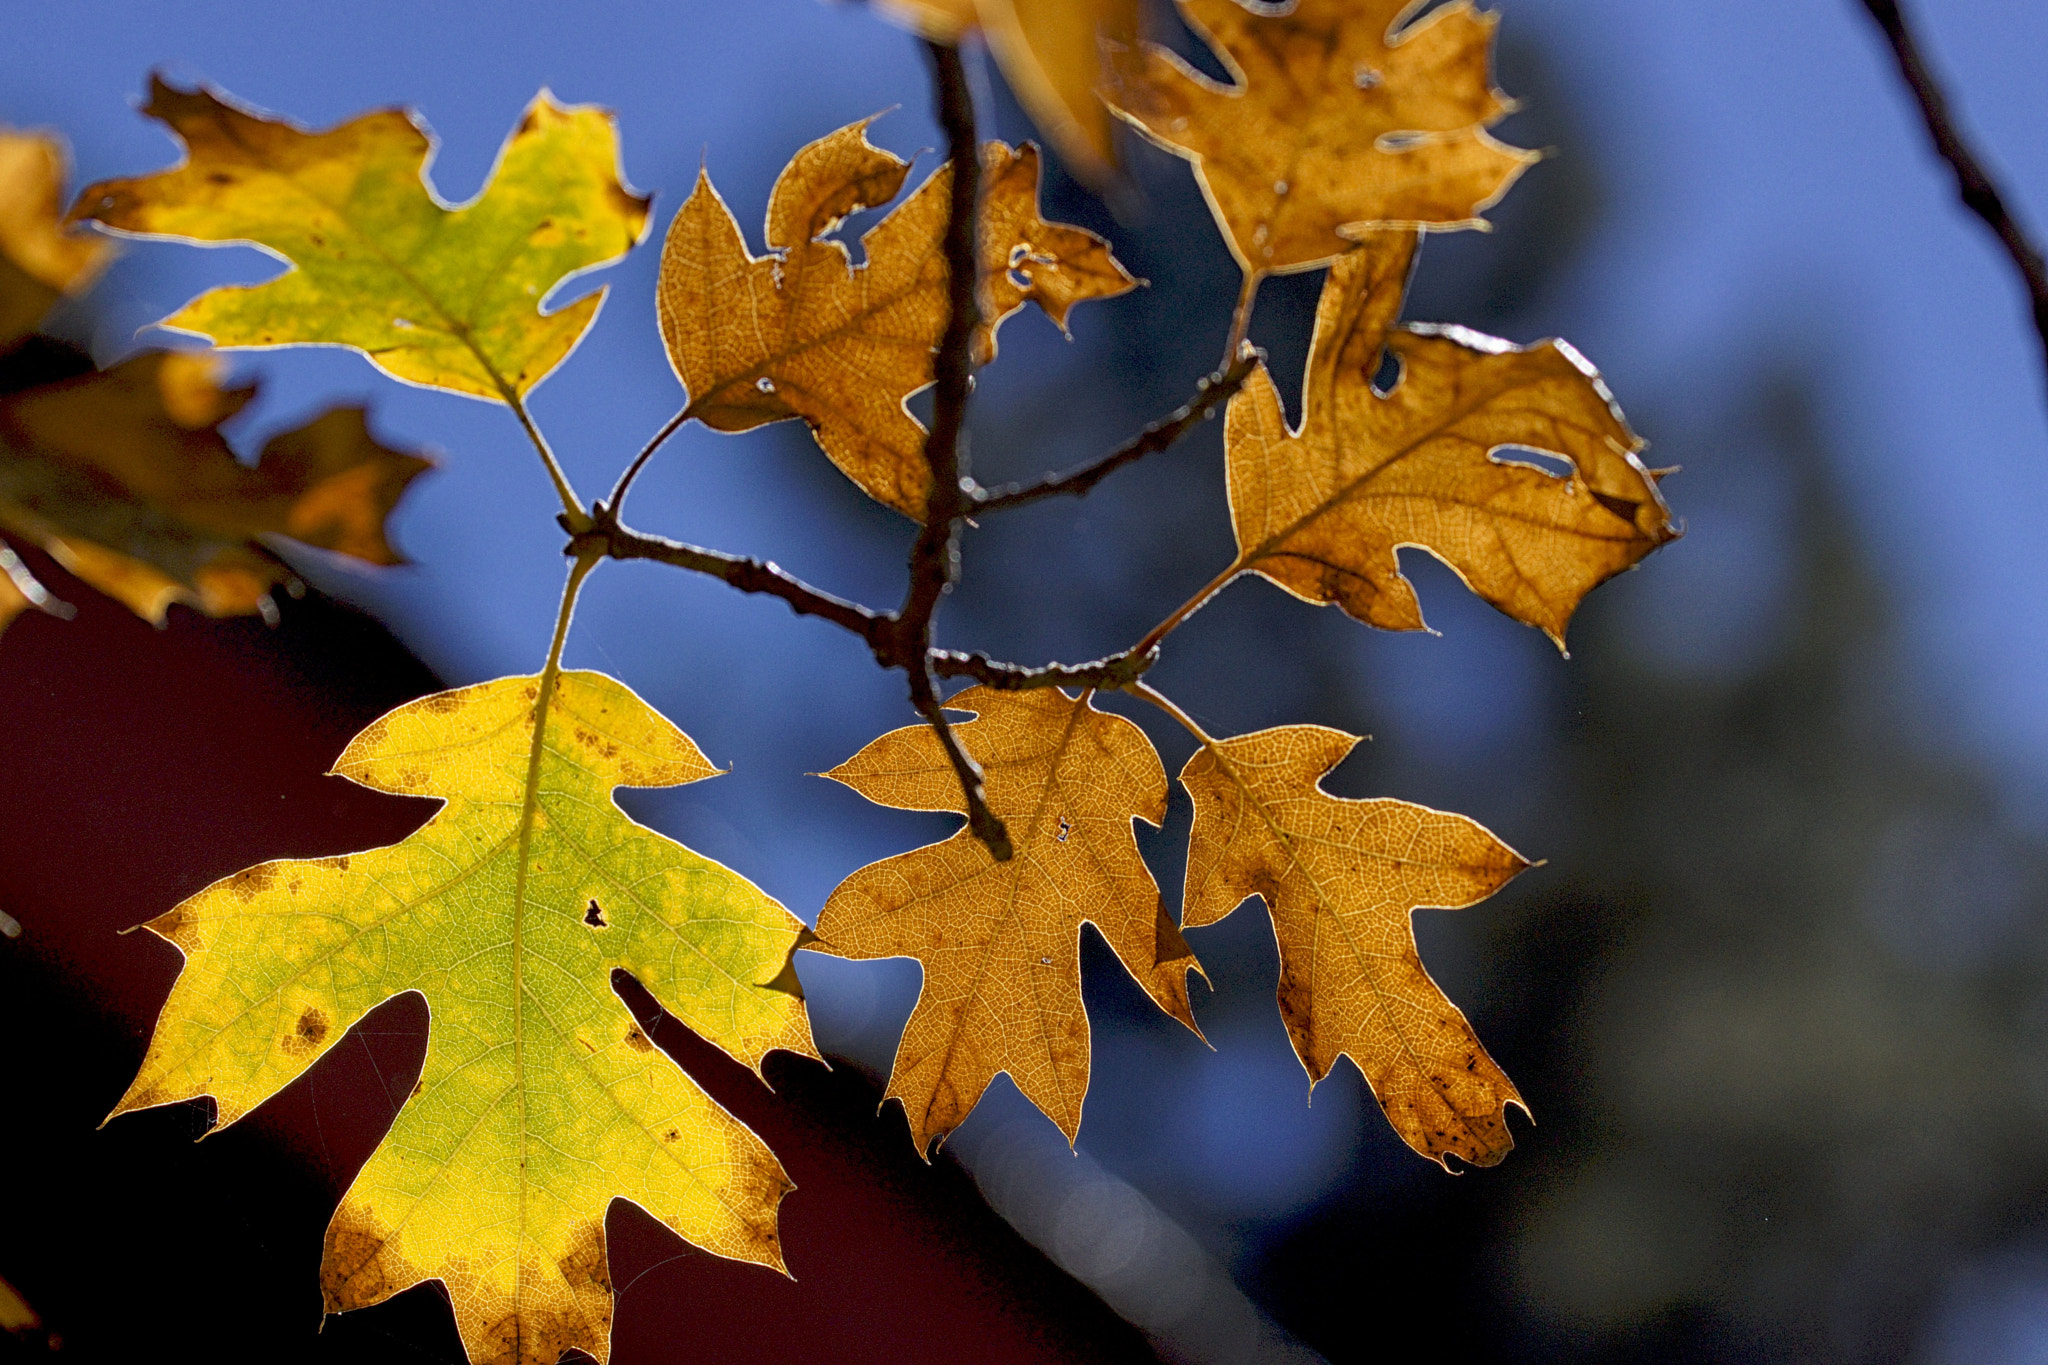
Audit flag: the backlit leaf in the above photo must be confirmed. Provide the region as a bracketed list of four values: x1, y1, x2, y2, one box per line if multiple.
[815, 686, 1202, 1153]
[1180, 725, 1528, 1167]
[113, 671, 815, 1365]
[656, 120, 1134, 517]
[1104, 0, 1535, 274]
[73, 78, 650, 402]
[1226, 233, 1676, 645]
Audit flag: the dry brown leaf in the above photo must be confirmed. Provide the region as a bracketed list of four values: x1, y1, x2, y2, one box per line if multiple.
[1180, 724, 1528, 1167]
[657, 120, 1134, 517]
[815, 686, 1203, 1152]
[0, 129, 112, 349]
[1104, 0, 1535, 275]
[0, 351, 428, 630]
[1226, 233, 1675, 645]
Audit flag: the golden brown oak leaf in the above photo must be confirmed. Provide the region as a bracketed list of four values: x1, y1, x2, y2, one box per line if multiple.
[656, 120, 1134, 517]
[0, 350, 428, 632]
[72, 78, 649, 402]
[0, 128, 112, 349]
[816, 686, 1203, 1152]
[875, 0, 1139, 183]
[1226, 233, 1676, 645]
[114, 672, 815, 1365]
[1103, 0, 1534, 275]
[1180, 725, 1529, 1167]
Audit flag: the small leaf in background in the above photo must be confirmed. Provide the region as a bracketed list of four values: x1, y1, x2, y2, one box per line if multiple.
[1180, 725, 1529, 1167]
[657, 120, 1133, 517]
[73, 78, 650, 403]
[816, 687, 1203, 1154]
[877, 0, 1138, 185]
[1226, 232, 1676, 645]
[1105, 0, 1535, 275]
[113, 672, 816, 1365]
[0, 351, 429, 633]
[0, 129, 111, 350]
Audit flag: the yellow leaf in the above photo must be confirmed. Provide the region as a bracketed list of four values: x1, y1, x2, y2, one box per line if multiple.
[0, 128, 113, 348]
[1225, 234, 1676, 645]
[1180, 725, 1529, 1167]
[114, 671, 815, 1365]
[1104, 0, 1536, 275]
[73, 78, 650, 402]
[0, 351, 428, 630]
[816, 687, 1202, 1152]
[656, 120, 1134, 517]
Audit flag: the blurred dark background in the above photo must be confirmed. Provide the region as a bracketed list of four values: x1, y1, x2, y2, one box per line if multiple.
[7, 0, 2048, 1361]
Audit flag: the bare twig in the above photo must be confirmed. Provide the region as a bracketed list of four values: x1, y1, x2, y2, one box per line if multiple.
[571, 513, 885, 643]
[973, 353, 1260, 512]
[1857, 0, 2048, 394]
[886, 39, 1011, 860]
[1222, 271, 1261, 367]
[932, 647, 1157, 691]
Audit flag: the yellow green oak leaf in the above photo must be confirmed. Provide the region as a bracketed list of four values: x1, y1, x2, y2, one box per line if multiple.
[111, 671, 816, 1365]
[73, 77, 650, 403]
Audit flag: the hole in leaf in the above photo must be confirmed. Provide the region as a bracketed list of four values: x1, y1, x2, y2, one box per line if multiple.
[1493, 445, 1574, 480]
[1056, 815, 1071, 843]
[1371, 348, 1402, 396]
[584, 899, 608, 928]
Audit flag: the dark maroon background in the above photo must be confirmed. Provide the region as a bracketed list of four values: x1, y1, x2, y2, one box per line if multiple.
[0, 537, 1158, 1364]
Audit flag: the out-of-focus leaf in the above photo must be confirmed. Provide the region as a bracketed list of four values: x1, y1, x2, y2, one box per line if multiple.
[871, 0, 1136, 183]
[0, 128, 112, 348]
[1181, 725, 1529, 1166]
[114, 672, 816, 1365]
[73, 78, 649, 402]
[1225, 233, 1676, 645]
[657, 120, 1133, 516]
[0, 350, 428, 631]
[1104, 0, 1534, 275]
[816, 686, 1203, 1153]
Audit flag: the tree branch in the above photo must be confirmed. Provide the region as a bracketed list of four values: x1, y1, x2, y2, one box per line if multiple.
[1857, 0, 2048, 395]
[890, 38, 1011, 860]
[973, 353, 1260, 512]
[570, 514, 886, 644]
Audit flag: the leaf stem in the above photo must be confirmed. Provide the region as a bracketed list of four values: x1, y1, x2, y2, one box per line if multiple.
[1856, 0, 2048, 403]
[606, 401, 696, 518]
[1129, 558, 1245, 661]
[1223, 270, 1261, 366]
[1123, 679, 1214, 746]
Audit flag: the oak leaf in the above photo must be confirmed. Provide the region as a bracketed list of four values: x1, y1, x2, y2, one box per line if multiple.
[113, 671, 816, 1365]
[1104, 0, 1535, 275]
[0, 129, 112, 349]
[1180, 725, 1529, 1166]
[876, 0, 1139, 184]
[656, 120, 1134, 517]
[1226, 233, 1676, 645]
[815, 686, 1202, 1152]
[0, 350, 428, 633]
[73, 78, 650, 403]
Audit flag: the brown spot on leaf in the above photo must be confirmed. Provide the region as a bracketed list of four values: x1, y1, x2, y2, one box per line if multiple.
[423, 692, 461, 713]
[322, 1202, 421, 1312]
[556, 1219, 610, 1295]
[225, 864, 277, 900]
[624, 1027, 651, 1053]
[664, 1129, 679, 1142]
[282, 1006, 329, 1056]
[409, 1080, 425, 1099]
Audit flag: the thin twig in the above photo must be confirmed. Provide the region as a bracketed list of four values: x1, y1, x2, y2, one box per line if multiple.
[973, 353, 1261, 512]
[1857, 0, 2048, 394]
[889, 38, 1010, 860]
[570, 514, 885, 643]
[932, 647, 1156, 691]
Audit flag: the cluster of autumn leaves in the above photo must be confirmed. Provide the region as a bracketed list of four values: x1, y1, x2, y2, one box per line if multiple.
[0, 3, 1678, 1363]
